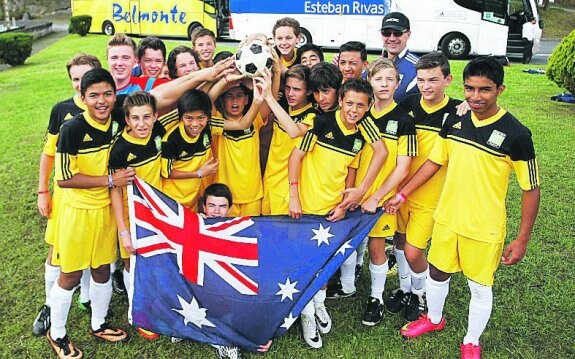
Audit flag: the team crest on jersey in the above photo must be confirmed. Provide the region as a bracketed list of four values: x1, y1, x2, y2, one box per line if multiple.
[442, 113, 450, 126]
[127, 152, 137, 162]
[244, 128, 251, 135]
[202, 134, 210, 147]
[386, 120, 398, 135]
[325, 131, 334, 140]
[83, 133, 93, 142]
[154, 136, 162, 151]
[452, 121, 462, 129]
[112, 122, 119, 136]
[487, 130, 506, 149]
[352, 138, 363, 153]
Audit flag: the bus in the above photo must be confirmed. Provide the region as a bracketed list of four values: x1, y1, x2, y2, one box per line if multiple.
[71, 0, 222, 39]
[224, 0, 541, 59]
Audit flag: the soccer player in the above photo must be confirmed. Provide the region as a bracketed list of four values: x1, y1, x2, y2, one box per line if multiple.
[33, 53, 103, 337]
[272, 17, 302, 73]
[167, 46, 199, 79]
[338, 41, 369, 82]
[299, 43, 324, 68]
[137, 36, 166, 78]
[384, 56, 540, 359]
[259, 65, 317, 215]
[309, 62, 342, 113]
[288, 78, 387, 348]
[48, 68, 134, 358]
[191, 28, 217, 69]
[106, 33, 168, 95]
[385, 52, 461, 322]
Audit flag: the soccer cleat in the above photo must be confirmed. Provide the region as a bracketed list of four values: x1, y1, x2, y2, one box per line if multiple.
[112, 270, 126, 295]
[314, 304, 332, 334]
[300, 314, 322, 349]
[76, 297, 91, 313]
[400, 314, 446, 338]
[171, 336, 184, 343]
[214, 345, 243, 359]
[354, 264, 363, 285]
[362, 296, 384, 326]
[326, 282, 356, 300]
[32, 304, 51, 336]
[405, 293, 427, 322]
[89, 322, 128, 343]
[385, 289, 409, 314]
[46, 331, 83, 359]
[137, 327, 159, 340]
[460, 343, 481, 359]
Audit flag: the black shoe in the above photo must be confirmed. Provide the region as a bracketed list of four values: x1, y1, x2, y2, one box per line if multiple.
[112, 270, 126, 295]
[326, 281, 356, 299]
[405, 293, 427, 322]
[354, 264, 363, 285]
[362, 297, 384, 326]
[385, 289, 409, 314]
[32, 304, 51, 336]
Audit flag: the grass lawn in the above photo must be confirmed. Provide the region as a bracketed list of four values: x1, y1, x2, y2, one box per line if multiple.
[0, 34, 574, 358]
[539, 7, 575, 39]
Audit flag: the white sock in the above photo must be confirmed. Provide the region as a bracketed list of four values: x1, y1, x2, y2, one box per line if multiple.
[409, 266, 428, 296]
[301, 300, 315, 316]
[49, 282, 74, 340]
[44, 262, 60, 305]
[463, 279, 493, 345]
[79, 269, 91, 303]
[426, 276, 450, 325]
[313, 289, 326, 307]
[123, 269, 131, 293]
[90, 278, 112, 330]
[340, 252, 357, 293]
[356, 238, 368, 266]
[369, 260, 389, 303]
[395, 248, 411, 292]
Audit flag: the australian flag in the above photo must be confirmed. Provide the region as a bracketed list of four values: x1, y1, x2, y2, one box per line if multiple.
[128, 177, 381, 351]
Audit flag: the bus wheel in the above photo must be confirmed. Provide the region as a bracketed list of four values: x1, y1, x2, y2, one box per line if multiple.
[103, 21, 115, 36]
[441, 33, 470, 59]
[188, 23, 203, 40]
[298, 28, 313, 47]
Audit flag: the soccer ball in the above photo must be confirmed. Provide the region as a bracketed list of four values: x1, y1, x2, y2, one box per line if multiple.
[235, 39, 273, 78]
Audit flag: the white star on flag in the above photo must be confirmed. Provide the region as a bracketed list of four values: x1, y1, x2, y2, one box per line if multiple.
[311, 224, 334, 247]
[280, 312, 297, 330]
[275, 278, 300, 302]
[336, 240, 353, 256]
[172, 295, 216, 329]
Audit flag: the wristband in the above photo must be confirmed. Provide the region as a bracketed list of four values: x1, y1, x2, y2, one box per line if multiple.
[396, 191, 408, 202]
[119, 230, 129, 237]
[108, 174, 114, 188]
[37, 190, 49, 195]
[197, 170, 203, 178]
[289, 181, 299, 185]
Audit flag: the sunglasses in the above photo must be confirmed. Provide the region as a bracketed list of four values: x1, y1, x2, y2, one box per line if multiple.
[381, 30, 406, 37]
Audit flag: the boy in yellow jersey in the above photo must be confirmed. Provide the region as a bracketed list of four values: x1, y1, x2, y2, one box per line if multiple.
[385, 57, 540, 359]
[273, 17, 302, 73]
[385, 53, 461, 322]
[48, 69, 135, 359]
[34, 53, 102, 337]
[288, 79, 387, 349]
[260, 65, 317, 215]
[309, 62, 342, 114]
[341, 59, 416, 328]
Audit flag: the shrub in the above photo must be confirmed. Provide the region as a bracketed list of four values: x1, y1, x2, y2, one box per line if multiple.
[68, 15, 92, 36]
[0, 33, 33, 66]
[547, 29, 575, 94]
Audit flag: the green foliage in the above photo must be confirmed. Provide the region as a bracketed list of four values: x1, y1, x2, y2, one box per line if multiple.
[0, 33, 33, 66]
[547, 28, 575, 93]
[68, 15, 92, 36]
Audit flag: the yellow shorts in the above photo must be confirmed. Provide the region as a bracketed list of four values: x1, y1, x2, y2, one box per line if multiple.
[428, 222, 504, 286]
[261, 190, 289, 216]
[368, 211, 397, 238]
[52, 204, 117, 273]
[397, 201, 436, 250]
[228, 199, 262, 217]
[44, 185, 62, 246]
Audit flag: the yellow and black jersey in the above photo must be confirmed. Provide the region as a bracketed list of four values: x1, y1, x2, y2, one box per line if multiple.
[430, 108, 540, 243]
[399, 94, 461, 207]
[55, 111, 123, 209]
[43, 96, 86, 156]
[156, 108, 180, 134]
[356, 102, 417, 204]
[313, 104, 339, 114]
[161, 118, 223, 209]
[297, 110, 380, 214]
[276, 47, 300, 68]
[214, 113, 265, 204]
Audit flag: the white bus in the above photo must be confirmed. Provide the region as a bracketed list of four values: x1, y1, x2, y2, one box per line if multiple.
[224, 0, 541, 59]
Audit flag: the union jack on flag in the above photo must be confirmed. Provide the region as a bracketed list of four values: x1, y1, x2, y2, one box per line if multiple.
[128, 177, 381, 351]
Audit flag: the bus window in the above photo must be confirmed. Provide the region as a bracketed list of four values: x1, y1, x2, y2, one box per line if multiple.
[483, 0, 506, 24]
[454, 0, 483, 12]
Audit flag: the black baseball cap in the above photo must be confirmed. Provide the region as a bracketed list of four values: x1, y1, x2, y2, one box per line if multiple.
[381, 12, 410, 31]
